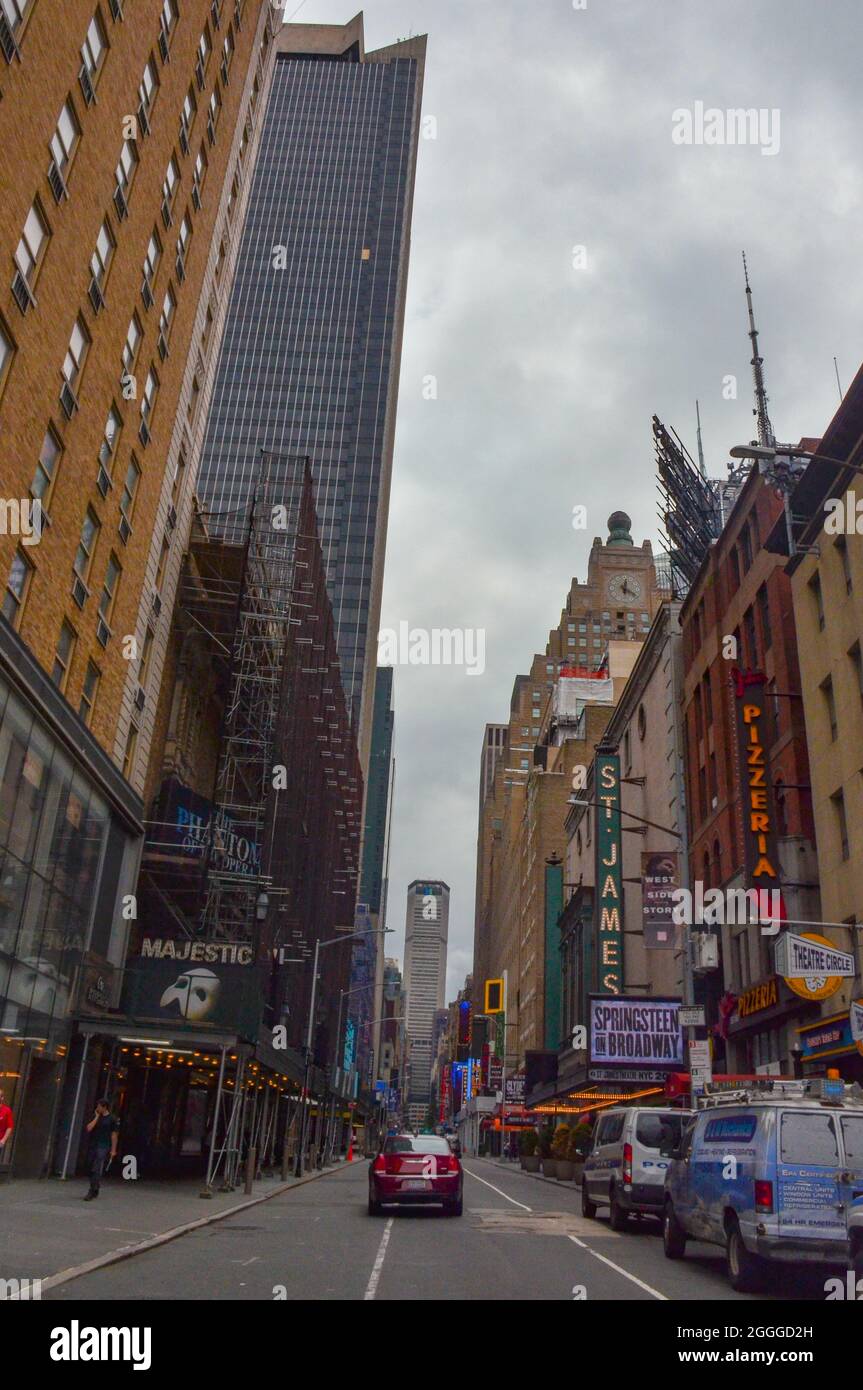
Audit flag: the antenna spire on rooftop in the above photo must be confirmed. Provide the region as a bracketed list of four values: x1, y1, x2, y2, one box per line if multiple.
[742, 250, 775, 448]
[695, 399, 706, 478]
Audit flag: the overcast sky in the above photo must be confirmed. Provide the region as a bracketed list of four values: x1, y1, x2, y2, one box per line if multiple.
[288, 0, 863, 997]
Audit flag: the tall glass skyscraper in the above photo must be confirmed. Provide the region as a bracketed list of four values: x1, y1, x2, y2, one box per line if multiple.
[197, 17, 426, 767]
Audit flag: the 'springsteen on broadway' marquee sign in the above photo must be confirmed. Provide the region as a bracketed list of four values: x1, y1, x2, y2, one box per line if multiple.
[589, 995, 684, 1069]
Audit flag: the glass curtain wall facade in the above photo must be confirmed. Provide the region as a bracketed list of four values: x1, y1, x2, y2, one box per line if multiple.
[197, 38, 423, 730]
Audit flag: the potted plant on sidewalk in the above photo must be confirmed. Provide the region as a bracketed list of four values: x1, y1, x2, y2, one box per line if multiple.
[552, 1123, 574, 1180]
[568, 1122, 593, 1186]
[538, 1123, 556, 1178]
[519, 1129, 540, 1172]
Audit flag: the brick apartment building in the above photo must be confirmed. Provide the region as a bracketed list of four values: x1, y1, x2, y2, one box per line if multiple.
[0, 0, 270, 1176]
[680, 465, 821, 1074]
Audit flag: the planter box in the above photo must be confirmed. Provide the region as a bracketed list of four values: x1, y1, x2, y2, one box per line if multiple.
[541, 1158, 558, 1178]
[555, 1159, 575, 1181]
[522, 1155, 540, 1172]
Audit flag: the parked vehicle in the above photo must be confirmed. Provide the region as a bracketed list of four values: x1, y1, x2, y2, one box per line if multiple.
[368, 1133, 463, 1216]
[661, 1078, 863, 1292]
[581, 1106, 693, 1228]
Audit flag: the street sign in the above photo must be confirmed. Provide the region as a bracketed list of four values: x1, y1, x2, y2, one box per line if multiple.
[688, 1039, 712, 1094]
[678, 1006, 705, 1027]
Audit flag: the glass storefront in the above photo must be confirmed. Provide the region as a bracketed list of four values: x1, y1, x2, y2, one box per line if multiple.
[0, 668, 141, 1176]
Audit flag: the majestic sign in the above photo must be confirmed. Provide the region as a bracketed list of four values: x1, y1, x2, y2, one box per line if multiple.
[589, 996, 684, 1071]
[594, 751, 623, 993]
[641, 851, 680, 949]
[732, 671, 785, 919]
[123, 941, 262, 1036]
[775, 931, 851, 1002]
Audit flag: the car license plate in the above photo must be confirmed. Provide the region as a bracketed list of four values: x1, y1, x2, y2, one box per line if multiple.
[403, 1178, 430, 1191]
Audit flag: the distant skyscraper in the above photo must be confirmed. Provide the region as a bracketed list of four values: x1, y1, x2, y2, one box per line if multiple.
[196, 16, 426, 769]
[361, 667, 395, 918]
[403, 881, 449, 1114]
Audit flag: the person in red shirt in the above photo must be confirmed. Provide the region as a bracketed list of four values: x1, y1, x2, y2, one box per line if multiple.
[0, 1088, 14, 1159]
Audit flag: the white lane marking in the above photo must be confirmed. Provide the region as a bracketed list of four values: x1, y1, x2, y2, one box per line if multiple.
[364, 1217, 394, 1301]
[462, 1164, 532, 1212]
[567, 1234, 668, 1300]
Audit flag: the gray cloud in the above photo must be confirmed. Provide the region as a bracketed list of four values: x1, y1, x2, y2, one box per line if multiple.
[296, 0, 863, 997]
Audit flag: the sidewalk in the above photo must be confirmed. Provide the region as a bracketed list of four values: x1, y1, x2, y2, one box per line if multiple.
[0, 1162, 348, 1286]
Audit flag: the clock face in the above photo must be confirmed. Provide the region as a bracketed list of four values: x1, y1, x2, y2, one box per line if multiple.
[607, 573, 643, 603]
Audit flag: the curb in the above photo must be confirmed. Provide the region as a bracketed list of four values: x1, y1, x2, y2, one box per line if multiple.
[33, 1160, 358, 1296]
[493, 1161, 583, 1192]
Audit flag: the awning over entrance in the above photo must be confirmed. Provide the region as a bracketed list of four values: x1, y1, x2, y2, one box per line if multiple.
[76, 1018, 239, 1050]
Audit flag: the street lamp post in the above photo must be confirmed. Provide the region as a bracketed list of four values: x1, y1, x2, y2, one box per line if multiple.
[295, 926, 390, 1177]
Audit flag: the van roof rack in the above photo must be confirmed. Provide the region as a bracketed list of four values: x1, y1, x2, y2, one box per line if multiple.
[700, 1078, 863, 1109]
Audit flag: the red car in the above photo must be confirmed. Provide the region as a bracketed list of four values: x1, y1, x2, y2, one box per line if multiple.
[368, 1134, 464, 1216]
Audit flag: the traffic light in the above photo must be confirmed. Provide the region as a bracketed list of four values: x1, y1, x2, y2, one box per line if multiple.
[484, 978, 504, 1014]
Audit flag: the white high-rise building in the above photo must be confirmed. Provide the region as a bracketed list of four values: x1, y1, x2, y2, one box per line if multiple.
[403, 881, 449, 1122]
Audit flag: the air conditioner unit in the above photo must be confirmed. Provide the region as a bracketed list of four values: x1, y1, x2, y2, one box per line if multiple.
[47, 160, 67, 204]
[690, 932, 720, 973]
[11, 270, 33, 314]
[113, 184, 128, 221]
[79, 63, 95, 106]
[60, 381, 78, 419]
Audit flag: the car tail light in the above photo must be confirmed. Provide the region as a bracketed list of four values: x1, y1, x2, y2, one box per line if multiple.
[754, 1179, 774, 1214]
[372, 1155, 386, 1174]
[435, 1156, 452, 1173]
[622, 1142, 633, 1185]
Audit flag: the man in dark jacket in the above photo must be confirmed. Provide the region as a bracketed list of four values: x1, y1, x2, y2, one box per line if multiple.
[83, 1098, 119, 1200]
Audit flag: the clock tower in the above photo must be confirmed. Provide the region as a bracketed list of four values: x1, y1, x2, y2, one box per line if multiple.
[545, 512, 666, 671]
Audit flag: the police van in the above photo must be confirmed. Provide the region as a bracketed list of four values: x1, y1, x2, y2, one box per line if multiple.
[581, 1106, 693, 1228]
[661, 1077, 863, 1292]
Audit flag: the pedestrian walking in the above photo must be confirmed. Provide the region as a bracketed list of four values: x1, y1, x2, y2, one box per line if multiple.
[0, 1088, 14, 1165]
[83, 1097, 119, 1200]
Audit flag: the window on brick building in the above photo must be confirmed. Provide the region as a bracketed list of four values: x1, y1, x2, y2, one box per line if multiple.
[52, 620, 76, 691]
[2, 548, 32, 627]
[832, 788, 850, 861]
[78, 659, 100, 726]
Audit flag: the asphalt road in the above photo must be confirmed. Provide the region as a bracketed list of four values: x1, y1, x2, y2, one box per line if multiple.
[43, 1158, 834, 1301]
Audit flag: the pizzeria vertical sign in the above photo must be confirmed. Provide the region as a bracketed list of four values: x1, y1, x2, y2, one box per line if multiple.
[595, 748, 623, 994]
[733, 670, 785, 925]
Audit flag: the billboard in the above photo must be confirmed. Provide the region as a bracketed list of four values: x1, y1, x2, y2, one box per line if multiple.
[589, 996, 684, 1072]
[641, 851, 680, 949]
[157, 777, 261, 878]
[123, 938, 263, 1036]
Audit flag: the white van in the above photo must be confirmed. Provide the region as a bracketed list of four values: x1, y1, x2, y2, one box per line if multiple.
[581, 1106, 693, 1228]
